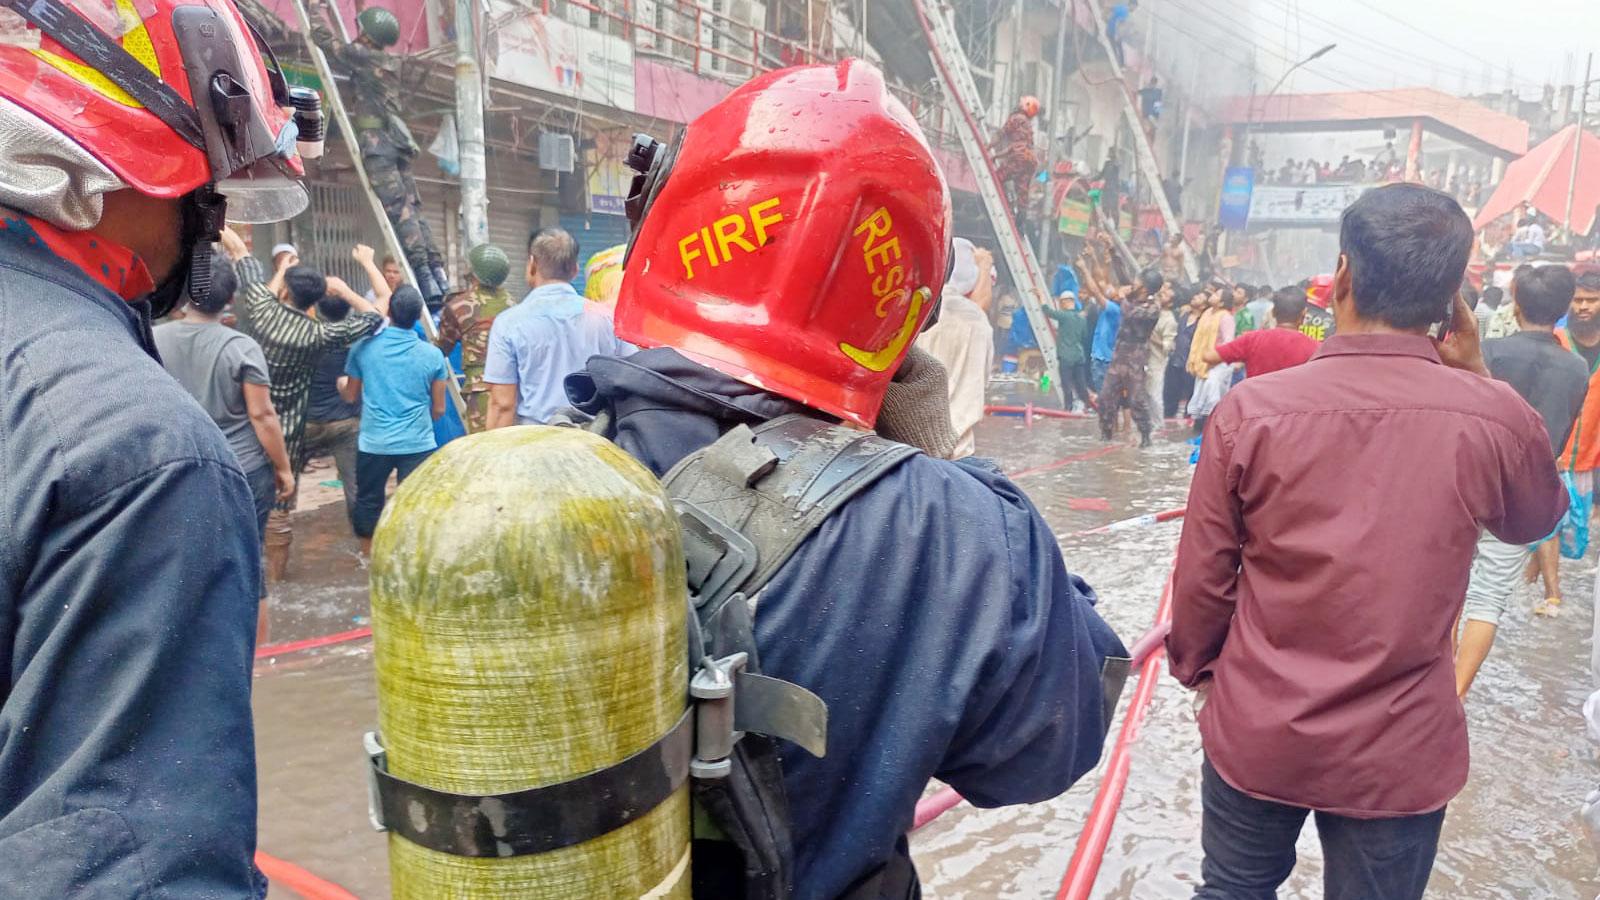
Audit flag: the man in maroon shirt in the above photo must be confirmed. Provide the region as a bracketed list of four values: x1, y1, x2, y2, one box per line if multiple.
[1168, 184, 1566, 899]
[1202, 287, 1319, 378]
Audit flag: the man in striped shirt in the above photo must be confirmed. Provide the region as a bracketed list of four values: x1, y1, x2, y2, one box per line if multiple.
[218, 228, 385, 585]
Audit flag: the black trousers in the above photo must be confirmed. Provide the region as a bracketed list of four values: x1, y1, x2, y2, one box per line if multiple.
[1195, 758, 1444, 900]
[353, 449, 434, 538]
[1059, 360, 1093, 408]
[1163, 364, 1195, 418]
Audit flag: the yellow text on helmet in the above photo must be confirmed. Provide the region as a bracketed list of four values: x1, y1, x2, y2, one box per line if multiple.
[677, 197, 784, 279]
[839, 207, 925, 372]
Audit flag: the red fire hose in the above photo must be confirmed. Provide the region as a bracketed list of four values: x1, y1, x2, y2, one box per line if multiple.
[1055, 570, 1175, 900]
[254, 851, 359, 900]
[255, 626, 372, 660]
[1063, 506, 1186, 538]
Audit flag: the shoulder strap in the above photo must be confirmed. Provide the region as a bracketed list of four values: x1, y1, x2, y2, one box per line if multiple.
[664, 414, 920, 601]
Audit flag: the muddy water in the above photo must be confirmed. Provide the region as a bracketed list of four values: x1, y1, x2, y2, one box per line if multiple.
[252, 416, 1600, 898]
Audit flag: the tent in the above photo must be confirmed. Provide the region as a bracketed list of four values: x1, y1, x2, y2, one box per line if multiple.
[1474, 124, 1600, 236]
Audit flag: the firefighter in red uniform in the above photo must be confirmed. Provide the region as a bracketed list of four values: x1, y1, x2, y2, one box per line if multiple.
[994, 95, 1042, 220]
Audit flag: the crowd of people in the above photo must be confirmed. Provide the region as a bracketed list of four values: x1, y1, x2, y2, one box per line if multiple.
[1258, 147, 1493, 206]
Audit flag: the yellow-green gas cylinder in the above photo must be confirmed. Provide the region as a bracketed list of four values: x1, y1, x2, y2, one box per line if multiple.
[370, 427, 690, 898]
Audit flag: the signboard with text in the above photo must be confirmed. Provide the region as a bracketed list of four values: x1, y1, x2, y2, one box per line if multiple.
[1218, 167, 1255, 230]
[488, 6, 635, 112]
[587, 129, 634, 216]
[1249, 183, 1370, 226]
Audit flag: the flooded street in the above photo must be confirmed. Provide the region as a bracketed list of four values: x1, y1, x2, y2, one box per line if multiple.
[252, 416, 1600, 898]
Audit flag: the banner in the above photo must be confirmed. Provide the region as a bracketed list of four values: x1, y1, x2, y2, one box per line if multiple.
[587, 129, 634, 216]
[1218, 167, 1254, 230]
[1249, 183, 1369, 225]
[488, 7, 635, 112]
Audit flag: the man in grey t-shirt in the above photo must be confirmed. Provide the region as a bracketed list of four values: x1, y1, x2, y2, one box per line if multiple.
[155, 256, 294, 546]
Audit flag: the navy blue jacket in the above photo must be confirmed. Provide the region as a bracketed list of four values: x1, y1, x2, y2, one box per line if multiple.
[0, 218, 263, 896]
[569, 350, 1127, 899]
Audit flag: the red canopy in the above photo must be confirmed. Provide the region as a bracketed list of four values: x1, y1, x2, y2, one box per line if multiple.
[1474, 125, 1600, 236]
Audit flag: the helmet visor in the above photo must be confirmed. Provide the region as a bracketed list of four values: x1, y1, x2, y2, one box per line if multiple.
[219, 160, 309, 224]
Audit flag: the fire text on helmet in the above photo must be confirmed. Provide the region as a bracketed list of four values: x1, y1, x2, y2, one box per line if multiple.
[677, 197, 784, 279]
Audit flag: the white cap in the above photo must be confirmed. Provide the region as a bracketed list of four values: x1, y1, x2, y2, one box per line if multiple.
[270, 243, 298, 259]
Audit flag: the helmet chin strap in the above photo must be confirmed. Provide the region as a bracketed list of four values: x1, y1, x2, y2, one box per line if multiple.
[141, 185, 227, 319]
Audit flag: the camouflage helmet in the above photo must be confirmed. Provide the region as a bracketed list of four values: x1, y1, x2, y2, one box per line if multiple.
[356, 7, 401, 48]
[467, 243, 511, 288]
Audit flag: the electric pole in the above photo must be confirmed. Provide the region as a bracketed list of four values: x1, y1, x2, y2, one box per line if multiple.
[1564, 52, 1591, 236]
[455, 0, 489, 248]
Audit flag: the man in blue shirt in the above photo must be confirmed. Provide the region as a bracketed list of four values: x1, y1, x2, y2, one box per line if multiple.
[484, 227, 632, 427]
[342, 286, 450, 552]
[1107, 0, 1136, 66]
[1090, 293, 1123, 391]
[483, 224, 633, 422]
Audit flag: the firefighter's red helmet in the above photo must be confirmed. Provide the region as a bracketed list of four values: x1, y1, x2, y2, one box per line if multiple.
[0, 0, 308, 222]
[615, 59, 953, 428]
[1019, 95, 1041, 117]
[1307, 273, 1335, 308]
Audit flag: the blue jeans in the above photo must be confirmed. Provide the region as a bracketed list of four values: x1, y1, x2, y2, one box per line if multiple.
[1195, 757, 1444, 900]
[1090, 357, 1111, 392]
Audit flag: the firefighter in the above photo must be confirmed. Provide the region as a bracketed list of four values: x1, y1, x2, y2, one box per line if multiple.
[0, 0, 313, 892]
[567, 60, 1127, 899]
[994, 94, 1042, 221]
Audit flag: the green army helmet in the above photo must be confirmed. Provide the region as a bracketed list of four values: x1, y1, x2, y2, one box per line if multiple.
[356, 6, 401, 48]
[467, 243, 511, 288]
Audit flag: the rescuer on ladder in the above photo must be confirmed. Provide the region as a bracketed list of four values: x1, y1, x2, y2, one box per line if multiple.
[309, 0, 451, 308]
[561, 60, 1129, 898]
[0, 0, 316, 891]
[993, 94, 1042, 224]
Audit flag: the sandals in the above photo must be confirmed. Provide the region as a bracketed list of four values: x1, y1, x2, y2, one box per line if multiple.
[1534, 597, 1563, 618]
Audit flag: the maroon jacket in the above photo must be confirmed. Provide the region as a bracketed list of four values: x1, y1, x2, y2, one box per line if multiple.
[1168, 333, 1565, 817]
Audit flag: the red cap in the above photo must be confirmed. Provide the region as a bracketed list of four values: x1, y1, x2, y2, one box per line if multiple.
[614, 60, 952, 428]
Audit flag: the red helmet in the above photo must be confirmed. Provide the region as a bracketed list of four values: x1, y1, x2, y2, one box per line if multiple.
[615, 60, 952, 428]
[1019, 95, 1041, 117]
[0, 0, 310, 223]
[1307, 273, 1335, 308]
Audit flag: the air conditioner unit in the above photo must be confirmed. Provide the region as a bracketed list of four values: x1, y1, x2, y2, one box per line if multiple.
[539, 132, 576, 173]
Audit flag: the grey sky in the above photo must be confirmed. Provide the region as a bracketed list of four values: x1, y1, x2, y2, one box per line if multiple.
[1153, 0, 1600, 97]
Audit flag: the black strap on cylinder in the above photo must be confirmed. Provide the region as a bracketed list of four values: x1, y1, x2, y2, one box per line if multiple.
[1, 0, 206, 149]
[369, 709, 693, 858]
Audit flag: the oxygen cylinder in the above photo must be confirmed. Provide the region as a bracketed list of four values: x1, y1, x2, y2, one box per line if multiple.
[370, 427, 691, 898]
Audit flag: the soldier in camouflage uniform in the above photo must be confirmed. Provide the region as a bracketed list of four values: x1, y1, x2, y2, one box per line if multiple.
[436, 244, 514, 433]
[310, 0, 450, 306]
[1097, 269, 1169, 447]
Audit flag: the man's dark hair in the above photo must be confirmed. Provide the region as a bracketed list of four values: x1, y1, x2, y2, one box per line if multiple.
[1514, 266, 1577, 326]
[1138, 268, 1165, 296]
[390, 285, 425, 330]
[1481, 285, 1504, 308]
[191, 256, 238, 316]
[317, 293, 352, 323]
[1338, 184, 1473, 330]
[1578, 270, 1600, 293]
[1271, 287, 1308, 324]
[283, 265, 327, 311]
[1170, 285, 1193, 310]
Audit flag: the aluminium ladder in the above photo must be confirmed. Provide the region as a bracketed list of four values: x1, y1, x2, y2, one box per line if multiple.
[912, 0, 1065, 404]
[288, 0, 468, 418]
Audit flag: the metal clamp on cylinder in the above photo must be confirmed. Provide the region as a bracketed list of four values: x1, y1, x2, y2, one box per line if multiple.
[690, 652, 749, 779]
[363, 731, 390, 833]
